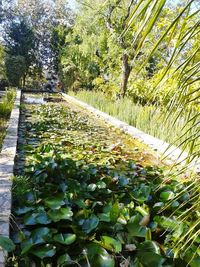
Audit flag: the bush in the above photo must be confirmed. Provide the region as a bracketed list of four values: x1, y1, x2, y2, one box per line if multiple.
[0, 89, 16, 118]
[0, 79, 9, 90]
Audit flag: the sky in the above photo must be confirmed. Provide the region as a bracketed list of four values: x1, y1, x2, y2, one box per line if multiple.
[67, 0, 199, 11]
[68, 0, 77, 10]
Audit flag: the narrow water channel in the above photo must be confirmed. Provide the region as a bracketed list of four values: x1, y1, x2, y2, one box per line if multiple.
[8, 92, 171, 267]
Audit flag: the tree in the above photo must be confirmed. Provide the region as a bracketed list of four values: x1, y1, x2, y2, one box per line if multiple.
[14, 0, 74, 69]
[4, 20, 37, 86]
[5, 55, 26, 86]
[62, 1, 177, 98]
[0, 45, 5, 79]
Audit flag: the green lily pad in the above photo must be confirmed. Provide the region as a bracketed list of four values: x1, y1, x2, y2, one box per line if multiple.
[15, 206, 34, 215]
[96, 181, 107, 189]
[31, 227, 51, 245]
[57, 253, 72, 265]
[100, 236, 122, 253]
[21, 238, 34, 254]
[87, 183, 97, 191]
[24, 212, 51, 225]
[160, 191, 175, 202]
[131, 184, 151, 203]
[86, 243, 115, 267]
[82, 215, 99, 234]
[0, 236, 15, 252]
[48, 207, 73, 222]
[127, 214, 147, 237]
[31, 244, 56, 259]
[137, 241, 165, 267]
[110, 202, 119, 222]
[53, 233, 76, 245]
[44, 194, 65, 209]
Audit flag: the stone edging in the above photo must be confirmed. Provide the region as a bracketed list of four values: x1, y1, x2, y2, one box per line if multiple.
[0, 90, 21, 266]
[62, 94, 200, 172]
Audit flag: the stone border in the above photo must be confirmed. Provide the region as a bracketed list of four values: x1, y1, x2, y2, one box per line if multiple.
[62, 94, 200, 172]
[0, 90, 21, 266]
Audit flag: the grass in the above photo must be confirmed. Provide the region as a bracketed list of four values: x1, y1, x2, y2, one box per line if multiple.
[69, 90, 199, 153]
[0, 89, 16, 149]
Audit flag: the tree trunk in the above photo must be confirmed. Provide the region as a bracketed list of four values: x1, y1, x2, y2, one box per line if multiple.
[22, 74, 26, 88]
[120, 53, 131, 98]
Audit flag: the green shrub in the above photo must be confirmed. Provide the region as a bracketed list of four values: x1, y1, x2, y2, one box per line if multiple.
[0, 89, 16, 118]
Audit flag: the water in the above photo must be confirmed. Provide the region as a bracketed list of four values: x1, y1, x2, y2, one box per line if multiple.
[24, 96, 46, 104]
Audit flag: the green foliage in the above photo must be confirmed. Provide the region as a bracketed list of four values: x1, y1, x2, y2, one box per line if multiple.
[0, 45, 6, 80]
[0, 88, 16, 149]
[9, 98, 199, 266]
[0, 236, 15, 252]
[5, 56, 26, 86]
[4, 20, 37, 86]
[69, 90, 199, 153]
[0, 88, 15, 118]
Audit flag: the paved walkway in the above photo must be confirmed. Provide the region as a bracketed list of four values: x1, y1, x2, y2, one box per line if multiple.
[0, 90, 21, 266]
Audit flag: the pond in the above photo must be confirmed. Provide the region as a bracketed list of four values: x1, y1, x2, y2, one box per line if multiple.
[7, 93, 199, 267]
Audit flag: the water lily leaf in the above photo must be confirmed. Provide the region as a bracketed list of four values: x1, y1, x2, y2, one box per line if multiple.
[24, 213, 37, 225]
[25, 192, 35, 203]
[98, 213, 110, 222]
[137, 242, 165, 266]
[31, 244, 56, 259]
[0, 236, 15, 252]
[74, 199, 87, 208]
[88, 167, 98, 175]
[127, 215, 147, 237]
[57, 253, 72, 265]
[110, 202, 119, 222]
[86, 243, 115, 267]
[153, 202, 164, 210]
[138, 241, 160, 254]
[82, 215, 99, 234]
[31, 227, 51, 245]
[171, 200, 179, 208]
[12, 231, 27, 244]
[44, 194, 65, 209]
[36, 212, 51, 224]
[131, 184, 151, 203]
[24, 212, 51, 225]
[100, 236, 122, 253]
[21, 238, 34, 254]
[118, 175, 129, 186]
[96, 181, 107, 189]
[137, 252, 165, 267]
[160, 191, 174, 202]
[48, 207, 73, 222]
[15, 206, 33, 215]
[53, 233, 76, 245]
[87, 183, 97, 191]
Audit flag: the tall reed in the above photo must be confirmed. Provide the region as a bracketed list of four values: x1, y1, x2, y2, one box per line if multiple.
[69, 90, 198, 153]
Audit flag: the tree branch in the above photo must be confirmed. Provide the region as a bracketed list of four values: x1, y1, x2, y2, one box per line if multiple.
[123, 0, 136, 27]
[105, 0, 122, 31]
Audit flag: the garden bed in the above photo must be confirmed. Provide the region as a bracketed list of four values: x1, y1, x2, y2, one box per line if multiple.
[7, 93, 200, 267]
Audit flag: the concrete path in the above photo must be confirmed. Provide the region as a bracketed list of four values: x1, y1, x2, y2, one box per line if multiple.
[0, 90, 21, 266]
